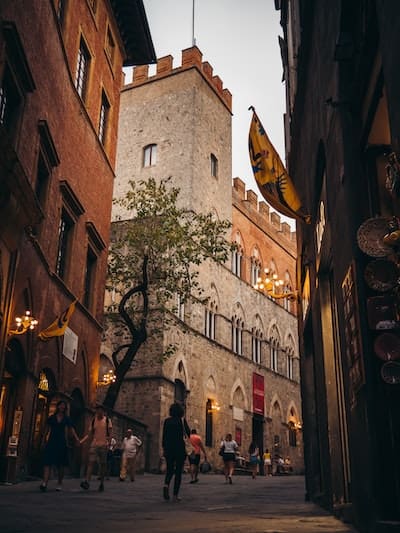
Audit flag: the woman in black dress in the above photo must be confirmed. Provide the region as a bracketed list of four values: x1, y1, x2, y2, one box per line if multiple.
[162, 402, 190, 501]
[40, 400, 80, 491]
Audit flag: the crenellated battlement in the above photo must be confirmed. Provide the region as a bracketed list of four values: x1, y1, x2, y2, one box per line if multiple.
[232, 177, 296, 243]
[128, 46, 232, 112]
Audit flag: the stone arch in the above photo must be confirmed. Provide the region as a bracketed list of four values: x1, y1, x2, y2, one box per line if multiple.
[287, 401, 301, 424]
[231, 301, 246, 322]
[267, 320, 282, 342]
[206, 375, 217, 393]
[284, 331, 296, 349]
[269, 394, 283, 420]
[172, 355, 189, 388]
[230, 378, 248, 410]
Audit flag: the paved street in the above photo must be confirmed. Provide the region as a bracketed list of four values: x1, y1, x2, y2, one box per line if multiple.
[0, 473, 358, 533]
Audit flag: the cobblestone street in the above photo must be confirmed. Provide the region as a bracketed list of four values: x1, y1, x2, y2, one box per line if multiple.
[0, 474, 358, 533]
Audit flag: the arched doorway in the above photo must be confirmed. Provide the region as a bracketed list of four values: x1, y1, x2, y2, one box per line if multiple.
[174, 378, 186, 408]
[0, 339, 26, 481]
[30, 368, 57, 476]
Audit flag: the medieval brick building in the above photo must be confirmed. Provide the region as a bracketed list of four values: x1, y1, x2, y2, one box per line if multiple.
[0, 0, 155, 481]
[102, 46, 304, 473]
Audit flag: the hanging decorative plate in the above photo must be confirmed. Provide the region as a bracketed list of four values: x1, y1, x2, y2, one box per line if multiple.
[364, 259, 400, 292]
[380, 361, 400, 384]
[367, 295, 399, 330]
[373, 332, 400, 361]
[357, 217, 393, 257]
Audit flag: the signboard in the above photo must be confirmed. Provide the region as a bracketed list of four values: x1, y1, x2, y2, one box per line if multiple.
[63, 327, 78, 364]
[252, 373, 264, 415]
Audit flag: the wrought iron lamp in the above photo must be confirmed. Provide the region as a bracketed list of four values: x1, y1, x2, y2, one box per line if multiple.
[253, 268, 297, 300]
[97, 369, 116, 386]
[8, 311, 39, 335]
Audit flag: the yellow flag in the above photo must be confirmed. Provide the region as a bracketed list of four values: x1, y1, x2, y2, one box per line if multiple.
[38, 300, 77, 341]
[248, 109, 310, 223]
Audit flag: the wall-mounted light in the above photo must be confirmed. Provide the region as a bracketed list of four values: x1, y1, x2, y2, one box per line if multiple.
[8, 311, 39, 335]
[208, 401, 220, 413]
[254, 268, 297, 300]
[97, 369, 116, 386]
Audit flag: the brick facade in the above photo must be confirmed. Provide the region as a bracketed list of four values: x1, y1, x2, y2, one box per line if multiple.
[0, 0, 154, 481]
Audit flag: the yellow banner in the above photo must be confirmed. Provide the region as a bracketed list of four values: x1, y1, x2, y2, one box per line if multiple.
[248, 109, 310, 223]
[38, 300, 77, 341]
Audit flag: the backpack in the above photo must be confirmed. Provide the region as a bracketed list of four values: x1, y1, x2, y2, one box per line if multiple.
[91, 416, 110, 436]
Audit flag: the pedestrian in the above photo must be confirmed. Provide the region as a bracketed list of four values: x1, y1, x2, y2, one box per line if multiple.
[248, 441, 260, 479]
[80, 404, 112, 492]
[161, 402, 190, 502]
[219, 433, 239, 484]
[119, 428, 142, 482]
[106, 436, 117, 479]
[188, 429, 207, 484]
[263, 448, 272, 476]
[39, 400, 80, 492]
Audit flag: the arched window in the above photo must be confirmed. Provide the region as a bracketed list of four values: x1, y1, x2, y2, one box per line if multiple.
[143, 143, 157, 167]
[232, 232, 243, 277]
[250, 247, 261, 286]
[251, 327, 262, 364]
[286, 347, 294, 380]
[232, 315, 244, 355]
[205, 300, 217, 340]
[269, 327, 280, 372]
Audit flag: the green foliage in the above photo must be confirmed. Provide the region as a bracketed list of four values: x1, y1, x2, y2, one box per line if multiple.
[108, 177, 232, 311]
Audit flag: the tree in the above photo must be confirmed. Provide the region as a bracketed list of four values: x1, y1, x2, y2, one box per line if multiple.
[102, 177, 233, 409]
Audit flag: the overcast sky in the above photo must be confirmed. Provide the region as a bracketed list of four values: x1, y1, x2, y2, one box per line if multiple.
[135, 0, 290, 224]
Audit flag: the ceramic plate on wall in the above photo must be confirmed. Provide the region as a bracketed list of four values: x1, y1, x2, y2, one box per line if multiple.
[381, 361, 400, 384]
[374, 332, 400, 361]
[357, 217, 393, 257]
[364, 259, 399, 292]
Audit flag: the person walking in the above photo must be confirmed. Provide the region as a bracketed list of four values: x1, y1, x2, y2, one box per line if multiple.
[219, 433, 239, 484]
[248, 441, 260, 479]
[188, 429, 207, 484]
[161, 402, 190, 502]
[39, 400, 80, 492]
[263, 448, 272, 476]
[80, 404, 112, 492]
[119, 428, 142, 482]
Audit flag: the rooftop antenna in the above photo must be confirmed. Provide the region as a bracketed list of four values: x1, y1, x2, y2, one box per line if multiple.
[192, 0, 196, 46]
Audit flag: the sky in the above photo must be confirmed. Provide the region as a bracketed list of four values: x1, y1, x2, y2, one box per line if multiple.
[132, 0, 289, 225]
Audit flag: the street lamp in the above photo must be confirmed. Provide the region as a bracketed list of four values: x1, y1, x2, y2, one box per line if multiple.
[8, 311, 39, 335]
[97, 369, 116, 386]
[253, 268, 297, 300]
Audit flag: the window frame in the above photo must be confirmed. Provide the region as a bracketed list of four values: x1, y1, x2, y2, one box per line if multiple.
[98, 90, 110, 145]
[75, 36, 91, 101]
[210, 153, 218, 177]
[143, 144, 157, 167]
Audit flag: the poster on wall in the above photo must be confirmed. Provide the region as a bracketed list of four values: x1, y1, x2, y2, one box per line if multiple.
[341, 262, 365, 408]
[63, 327, 78, 364]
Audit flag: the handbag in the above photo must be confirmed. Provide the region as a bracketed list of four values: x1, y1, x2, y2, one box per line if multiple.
[218, 444, 225, 457]
[200, 461, 211, 474]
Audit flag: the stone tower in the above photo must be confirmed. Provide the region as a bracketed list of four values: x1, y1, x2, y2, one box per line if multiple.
[113, 46, 233, 222]
[106, 46, 303, 473]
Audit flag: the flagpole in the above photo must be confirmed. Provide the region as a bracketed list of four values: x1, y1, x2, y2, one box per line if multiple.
[192, 0, 196, 46]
